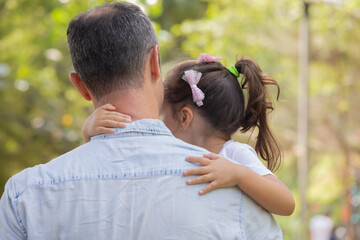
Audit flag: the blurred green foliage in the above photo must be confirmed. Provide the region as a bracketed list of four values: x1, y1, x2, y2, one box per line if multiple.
[1, 0, 360, 239]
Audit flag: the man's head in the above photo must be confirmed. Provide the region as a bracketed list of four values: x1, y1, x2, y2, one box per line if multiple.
[67, 2, 159, 101]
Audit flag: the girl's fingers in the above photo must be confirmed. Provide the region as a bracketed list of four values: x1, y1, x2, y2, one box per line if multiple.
[100, 104, 132, 120]
[203, 153, 220, 160]
[183, 167, 209, 176]
[96, 126, 116, 134]
[104, 114, 132, 123]
[199, 181, 219, 195]
[101, 120, 127, 128]
[101, 103, 116, 111]
[105, 111, 132, 119]
[185, 156, 211, 166]
[186, 173, 213, 185]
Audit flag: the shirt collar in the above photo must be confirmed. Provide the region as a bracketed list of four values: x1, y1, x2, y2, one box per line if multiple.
[90, 119, 173, 141]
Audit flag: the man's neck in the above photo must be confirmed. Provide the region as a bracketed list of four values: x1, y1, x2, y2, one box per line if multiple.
[94, 88, 160, 121]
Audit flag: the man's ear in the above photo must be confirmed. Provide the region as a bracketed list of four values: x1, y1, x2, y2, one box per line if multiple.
[69, 72, 92, 101]
[179, 106, 194, 131]
[149, 45, 161, 81]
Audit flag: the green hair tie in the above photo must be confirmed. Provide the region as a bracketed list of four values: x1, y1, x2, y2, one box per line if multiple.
[227, 65, 240, 78]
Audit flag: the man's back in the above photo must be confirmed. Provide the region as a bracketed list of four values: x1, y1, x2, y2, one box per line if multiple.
[0, 120, 281, 239]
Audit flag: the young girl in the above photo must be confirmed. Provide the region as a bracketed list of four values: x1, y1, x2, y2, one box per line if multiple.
[82, 53, 295, 216]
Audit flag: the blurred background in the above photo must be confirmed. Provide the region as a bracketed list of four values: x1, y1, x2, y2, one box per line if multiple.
[0, 0, 359, 239]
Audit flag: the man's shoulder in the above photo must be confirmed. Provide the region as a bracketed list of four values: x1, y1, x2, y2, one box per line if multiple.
[5, 143, 88, 197]
[6, 135, 208, 197]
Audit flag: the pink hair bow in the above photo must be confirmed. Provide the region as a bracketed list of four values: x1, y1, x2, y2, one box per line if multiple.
[182, 70, 205, 107]
[198, 53, 222, 62]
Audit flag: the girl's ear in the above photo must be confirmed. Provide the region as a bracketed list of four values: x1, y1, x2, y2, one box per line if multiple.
[179, 106, 194, 131]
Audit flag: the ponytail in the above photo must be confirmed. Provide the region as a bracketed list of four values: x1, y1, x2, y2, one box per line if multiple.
[164, 56, 282, 171]
[235, 57, 281, 171]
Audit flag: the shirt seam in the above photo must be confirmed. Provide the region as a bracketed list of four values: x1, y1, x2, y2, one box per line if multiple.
[13, 168, 185, 198]
[91, 131, 172, 140]
[12, 195, 28, 239]
[239, 191, 245, 239]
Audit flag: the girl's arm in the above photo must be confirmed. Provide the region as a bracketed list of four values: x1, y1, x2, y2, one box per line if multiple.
[183, 153, 295, 216]
[82, 104, 131, 143]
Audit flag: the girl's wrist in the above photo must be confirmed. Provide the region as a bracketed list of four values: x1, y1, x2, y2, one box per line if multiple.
[235, 165, 252, 190]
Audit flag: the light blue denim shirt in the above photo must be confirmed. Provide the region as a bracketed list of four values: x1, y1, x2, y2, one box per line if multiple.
[0, 119, 282, 240]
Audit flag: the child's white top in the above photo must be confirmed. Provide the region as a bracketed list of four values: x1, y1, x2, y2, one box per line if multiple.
[219, 140, 274, 176]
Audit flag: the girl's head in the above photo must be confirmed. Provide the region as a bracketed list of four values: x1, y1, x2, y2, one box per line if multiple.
[163, 54, 281, 171]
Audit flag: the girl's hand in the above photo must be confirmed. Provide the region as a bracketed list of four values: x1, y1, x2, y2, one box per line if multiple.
[82, 103, 132, 143]
[183, 153, 243, 195]
[185, 153, 295, 216]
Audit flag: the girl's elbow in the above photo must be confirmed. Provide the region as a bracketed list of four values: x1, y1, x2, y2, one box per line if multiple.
[284, 198, 296, 216]
[277, 197, 295, 216]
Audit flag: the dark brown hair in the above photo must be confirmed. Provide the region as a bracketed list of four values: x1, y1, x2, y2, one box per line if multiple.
[67, 2, 158, 99]
[164, 57, 281, 171]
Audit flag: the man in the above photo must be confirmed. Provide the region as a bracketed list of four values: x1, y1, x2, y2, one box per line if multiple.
[0, 2, 282, 239]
